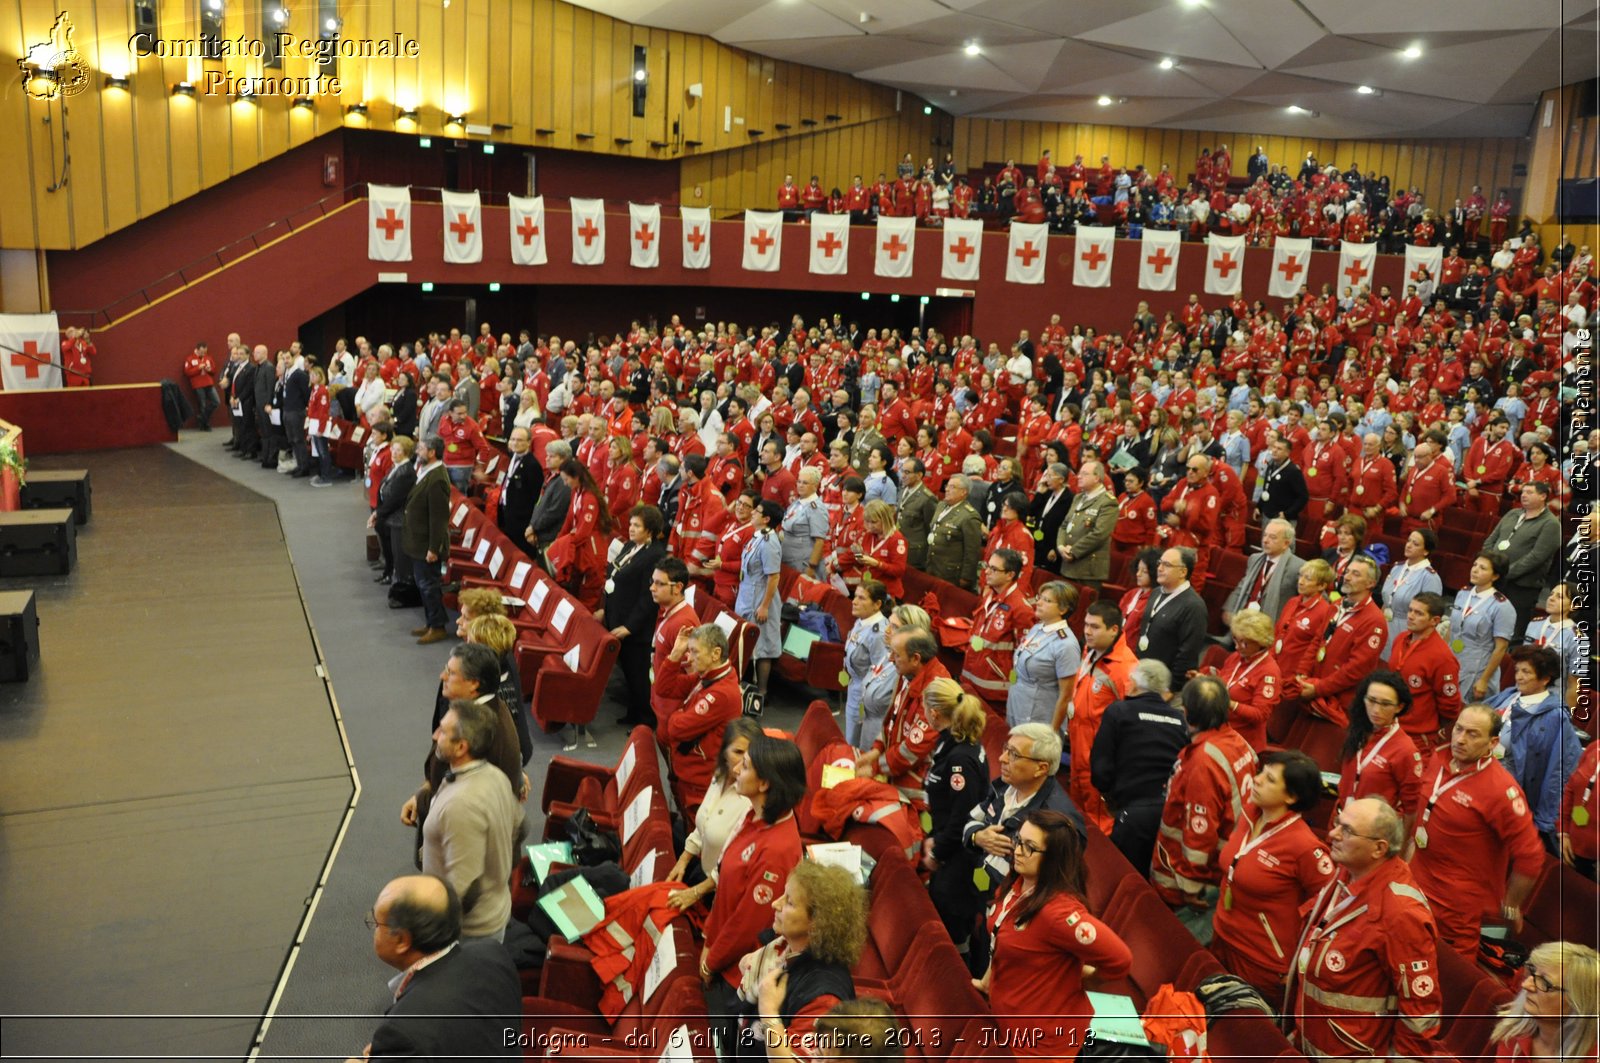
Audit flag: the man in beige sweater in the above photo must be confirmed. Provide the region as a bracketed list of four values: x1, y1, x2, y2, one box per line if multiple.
[421, 699, 522, 942]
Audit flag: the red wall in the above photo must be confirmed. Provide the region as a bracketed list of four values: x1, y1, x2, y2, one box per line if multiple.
[80, 197, 1409, 386]
[47, 134, 345, 317]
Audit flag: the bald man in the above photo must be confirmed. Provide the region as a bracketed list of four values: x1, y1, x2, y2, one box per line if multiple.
[350, 874, 520, 1062]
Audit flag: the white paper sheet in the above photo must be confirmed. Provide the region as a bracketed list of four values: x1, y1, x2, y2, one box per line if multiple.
[530, 579, 550, 611]
[622, 786, 652, 843]
[473, 538, 490, 564]
[617, 743, 638, 790]
[452, 504, 468, 527]
[510, 560, 532, 590]
[489, 548, 504, 578]
[642, 924, 676, 1004]
[629, 849, 658, 890]
[462, 527, 477, 549]
[562, 644, 581, 671]
[551, 598, 574, 635]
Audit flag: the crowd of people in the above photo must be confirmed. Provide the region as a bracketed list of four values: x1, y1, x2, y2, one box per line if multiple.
[774, 145, 1542, 255]
[196, 229, 1596, 1058]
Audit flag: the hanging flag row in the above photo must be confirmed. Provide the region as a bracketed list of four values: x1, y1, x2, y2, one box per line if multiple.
[367, 185, 1384, 292]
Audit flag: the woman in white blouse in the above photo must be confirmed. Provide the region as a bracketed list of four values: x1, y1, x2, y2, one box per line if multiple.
[666, 716, 762, 910]
[353, 363, 388, 424]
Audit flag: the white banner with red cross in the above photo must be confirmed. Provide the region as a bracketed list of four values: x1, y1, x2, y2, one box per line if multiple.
[1337, 240, 1378, 293]
[809, 212, 851, 275]
[942, 218, 983, 282]
[743, 211, 783, 272]
[628, 202, 661, 269]
[1008, 222, 1050, 285]
[1203, 233, 1246, 296]
[1268, 237, 1311, 299]
[1071, 226, 1114, 287]
[681, 207, 711, 269]
[440, 190, 482, 264]
[1137, 228, 1181, 291]
[0, 313, 62, 390]
[367, 184, 412, 261]
[874, 215, 916, 278]
[508, 194, 547, 266]
[571, 198, 607, 266]
[1403, 244, 1443, 300]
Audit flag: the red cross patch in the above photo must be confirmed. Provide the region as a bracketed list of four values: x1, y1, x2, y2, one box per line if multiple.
[753, 883, 774, 905]
[951, 771, 966, 792]
[1325, 949, 1346, 972]
[1074, 921, 1098, 945]
[1412, 975, 1434, 997]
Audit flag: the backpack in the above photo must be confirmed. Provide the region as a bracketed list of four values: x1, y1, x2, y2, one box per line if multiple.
[794, 605, 842, 643]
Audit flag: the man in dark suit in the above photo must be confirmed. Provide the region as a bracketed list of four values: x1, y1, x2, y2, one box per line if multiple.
[1030, 462, 1073, 573]
[1256, 436, 1308, 529]
[528, 440, 572, 562]
[370, 436, 418, 586]
[1221, 518, 1304, 629]
[251, 346, 279, 469]
[348, 874, 519, 1063]
[404, 436, 453, 644]
[496, 426, 544, 559]
[1137, 546, 1208, 678]
[281, 353, 312, 477]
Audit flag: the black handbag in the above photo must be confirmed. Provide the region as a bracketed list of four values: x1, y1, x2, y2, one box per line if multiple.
[565, 807, 622, 866]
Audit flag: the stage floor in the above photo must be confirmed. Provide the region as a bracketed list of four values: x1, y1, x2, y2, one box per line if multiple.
[0, 448, 352, 1061]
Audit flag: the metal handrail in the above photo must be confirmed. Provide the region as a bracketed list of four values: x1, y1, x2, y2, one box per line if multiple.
[55, 185, 688, 329]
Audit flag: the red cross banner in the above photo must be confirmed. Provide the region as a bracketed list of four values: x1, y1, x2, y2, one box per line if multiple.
[942, 218, 983, 282]
[1268, 237, 1311, 299]
[681, 207, 711, 269]
[1203, 233, 1245, 296]
[628, 202, 661, 269]
[1070, 225, 1114, 288]
[0, 313, 63, 390]
[440, 190, 482, 264]
[571, 198, 607, 266]
[1137, 228, 1181, 292]
[367, 184, 412, 262]
[508, 194, 547, 266]
[1403, 243, 1443, 300]
[1007, 222, 1049, 285]
[1337, 240, 1378, 294]
[808, 212, 851, 276]
[874, 215, 916, 279]
[742, 210, 783, 272]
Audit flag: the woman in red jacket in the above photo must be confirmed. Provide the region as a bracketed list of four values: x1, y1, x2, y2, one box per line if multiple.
[703, 734, 806, 1054]
[1112, 467, 1159, 550]
[1273, 558, 1336, 679]
[547, 458, 615, 612]
[976, 810, 1131, 1060]
[1489, 940, 1600, 1060]
[709, 489, 758, 608]
[605, 436, 641, 530]
[1207, 610, 1282, 752]
[1119, 550, 1161, 646]
[983, 492, 1037, 590]
[305, 366, 335, 485]
[857, 499, 907, 600]
[1334, 671, 1424, 828]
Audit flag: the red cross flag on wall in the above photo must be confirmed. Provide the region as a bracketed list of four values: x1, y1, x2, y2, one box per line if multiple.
[942, 218, 983, 282]
[743, 210, 783, 272]
[0, 313, 63, 390]
[1268, 237, 1311, 299]
[1138, 228, 1181, 292]
[441, 190, 482, 265]
[571, 198, 607, 266]
[629, 202, 661, 269]
[681, 206, 711, 269]
[508, 194, 547, 267]
[1070, 225, 1114, 288]
[367, 184, 412, 262]
[1204, 233, 1246, 296]
[1337, 239, 1377, 294]
[875, 215, 916, 279]
[809, 212, 850, 276]
[1403, 243, 1443, 301]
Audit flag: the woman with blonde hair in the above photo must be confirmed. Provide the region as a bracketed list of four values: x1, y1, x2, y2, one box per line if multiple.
[921, 676, 990, 953]
[1491, 940, 1598, 1060]
[887, 602, 931, 637]
[857, 500, 907, 600]
[605, 434, 641, 527]
[512, 388, 542, 432]
[1209, 609, 1282, 751]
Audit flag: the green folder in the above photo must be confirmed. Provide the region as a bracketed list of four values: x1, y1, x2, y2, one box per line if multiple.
[1087, 991, 1150, 1047]
[538, 875, 607, 941]
[783, 624, 820, 660]
[524, 841, 573, 883]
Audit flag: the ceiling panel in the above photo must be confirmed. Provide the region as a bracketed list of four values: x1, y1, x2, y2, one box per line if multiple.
[568, 0, 1577, 138]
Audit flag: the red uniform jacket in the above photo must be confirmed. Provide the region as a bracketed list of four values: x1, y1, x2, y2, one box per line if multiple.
[1409, 751, 1546, 956]
[1302, 597, 1388, 726]
[1112, 491, 1158, 548]
[1216, 649, 1280, 752]
[1068, 638, 1138, 833]
[670, 479, 728, 572]
[438, 416, 495, 469]
[605, 461, 640, 527]
[1159, 479, 1220, 587]
[861, 530, 908, 600]
[871, 660, 951, 802]
[183, 350, 216, 389]
[1211, 807, 1334, 993]
[1303, 441, 1347, 502]
[1292, 859, 1442, 1061]
[1388, 630, 1463, 741]
[1335, 723, 1424, 823]
[704, 810, 803, 985]
[662, 664, 742, 813]
[959, 583, 1036, 703]
[1399, 455, 1457, 523]
[1463, 436, 1519, 494]
[1274, 599, 1334, 683]
[1560, 741, 1600, 862]
[1344, 454, 1397, 512]
[1151, 726, 1257, 905]
[650, 599, 701, 728]
[986, 886, 1132, 1061]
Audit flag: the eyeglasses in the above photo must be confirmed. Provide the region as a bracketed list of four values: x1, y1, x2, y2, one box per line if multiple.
[1364, 695, 1401, 709]
[364, 909, 394, 932]
[1328, 819, 1385, 842]
[1523, 965, 1562, 994]
[984, 563, 1010, 573]
[1001, 745, 1049, 763]
[1013, 838, 1045, 857]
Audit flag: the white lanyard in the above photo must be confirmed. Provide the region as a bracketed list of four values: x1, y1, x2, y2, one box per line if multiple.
[1463, 588, 1492, 620]
[1077, 649, 1102, 680]
[1354, 723, 1401, 777]
[1227, 813, 1302, 884]
[1226, 651, 1270, 690]
[1147, 589, 1180, 622]
[722, 520, 754, 548]
[1391, 561, 1427, 593]
[1421, 759, 1490, 824]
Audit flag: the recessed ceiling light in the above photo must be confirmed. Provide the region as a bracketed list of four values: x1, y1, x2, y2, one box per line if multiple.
[1159, 58, 1175, 70]
[1097, 95, 1113, 106]
[1181, 0, 1204, 7]
[634, 69, 647, 82]
[1286, 104, 1308, 114]
[1402, 44, 1422, 59]
[964, 42, 981, 56]
[1356, 84, 1375, 94]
